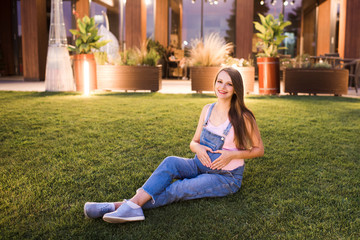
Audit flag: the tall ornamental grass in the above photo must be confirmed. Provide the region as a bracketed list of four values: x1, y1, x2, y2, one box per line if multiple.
[190, 32, 233, 67]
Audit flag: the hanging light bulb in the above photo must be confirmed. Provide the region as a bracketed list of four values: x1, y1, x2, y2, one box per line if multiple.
[260, 0, 264, 5]
[283, 0, 289, 6]
[271, 0, 276, 5]
[214, 0, 218, 4]
[191, 0, 195, 3]
[290, 0, 295, 5]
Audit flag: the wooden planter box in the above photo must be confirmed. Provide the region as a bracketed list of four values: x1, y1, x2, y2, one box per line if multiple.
[190, 66, 255, 94]
[236, 66, 255, 94]
[190, 66, 222, 93]
[284, 68, 349, 96]
[97, 65, 162, 92]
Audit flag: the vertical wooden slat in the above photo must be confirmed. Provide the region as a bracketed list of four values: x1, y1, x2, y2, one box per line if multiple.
[179, 1, 183, 48]
[75, 0, 90, 19]
[20, 0, 47, 81]
[125, 0, 146, 49]
[235, 0, 253, 59]
[316, 0, 330, 55]
[338, 0, 346, 58]
[344, 0, 360, 58]
[0, 0, 15, 75]
[141, 0, 147, 44]
[302, 6, 316, 56]
[154, 0, 168, 47]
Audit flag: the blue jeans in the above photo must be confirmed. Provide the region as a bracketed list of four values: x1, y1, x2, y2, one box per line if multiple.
[141, 102, 243, 209]
[141, 156, 244, 209]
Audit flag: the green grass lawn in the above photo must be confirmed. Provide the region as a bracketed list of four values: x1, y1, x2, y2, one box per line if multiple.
[0, 91, 359, 239]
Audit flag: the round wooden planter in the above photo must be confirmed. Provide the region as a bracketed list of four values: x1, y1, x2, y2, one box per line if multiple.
[73, 54, 97, 92]
[97, 65, 162, 92]
[284, 68, 349, 96]
[257, 57, 280, 95]
[236, 66, 255, 94]
[190, 66, 222, 93]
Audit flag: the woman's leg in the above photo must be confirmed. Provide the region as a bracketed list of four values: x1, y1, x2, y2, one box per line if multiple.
[139, 156, 199, 204]
[113, 156, 199, 208]
[143, 166, 245, 209]
[102, 156, 200, 223]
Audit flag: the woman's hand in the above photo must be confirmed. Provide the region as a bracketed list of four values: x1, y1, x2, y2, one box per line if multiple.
[195, 145, 213, 168]
[211, 150, 234, 170]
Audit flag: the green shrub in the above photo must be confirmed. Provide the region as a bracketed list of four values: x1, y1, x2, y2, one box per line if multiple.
[68, 16, 110, 54]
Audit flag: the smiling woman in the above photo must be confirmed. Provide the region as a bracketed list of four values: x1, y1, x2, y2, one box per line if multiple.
[84, 67, 264, 224]
[215, 71, 235, 98]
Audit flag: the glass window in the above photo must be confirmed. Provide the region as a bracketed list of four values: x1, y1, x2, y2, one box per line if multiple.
[203, 0, 235, 44]
[182, 0, 201, 46]
[146, 0, 154, 39]
[90, 1, 121, 40]
[16, 0, 21, 36]
[169, 0, 181, 48]
[90, 2, 107, 29]
[63, 0, 72, 42]
[253, 0, 302, 57]
[182, 0, 235, 46]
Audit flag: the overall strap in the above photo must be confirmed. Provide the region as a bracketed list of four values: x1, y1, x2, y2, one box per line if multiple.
[223, 122, 233, 136]
[203, 103, 216, 127]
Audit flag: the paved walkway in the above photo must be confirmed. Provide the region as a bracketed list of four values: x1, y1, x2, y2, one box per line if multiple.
[0, 76, 359, 98]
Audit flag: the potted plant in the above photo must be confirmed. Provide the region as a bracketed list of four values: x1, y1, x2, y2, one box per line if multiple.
[283, 55, 349, 96]
[96, 39, 162, 92]
[68, 16, 110, 93]
[253, 13, 291, 94]
[189, 33, 233, 93]
[223, 57, 255, 94]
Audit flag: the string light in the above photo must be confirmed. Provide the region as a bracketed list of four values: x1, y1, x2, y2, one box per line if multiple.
[283, 0, 289, 6]
[260, 0, 264, 5]
[191, 0, 224, 4]
[290, 0, 295, 5]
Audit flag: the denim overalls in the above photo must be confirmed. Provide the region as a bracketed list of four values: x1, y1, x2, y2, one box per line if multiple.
[140, 103, 245, 209]
[194, 102, 233, 173]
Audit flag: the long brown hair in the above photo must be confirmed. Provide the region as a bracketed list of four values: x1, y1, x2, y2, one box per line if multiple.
[214, 67, 255, 150]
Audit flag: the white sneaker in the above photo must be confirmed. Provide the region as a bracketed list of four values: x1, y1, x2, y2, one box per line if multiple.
[103, 200, 145, 223]
[84, 202, 115, 219]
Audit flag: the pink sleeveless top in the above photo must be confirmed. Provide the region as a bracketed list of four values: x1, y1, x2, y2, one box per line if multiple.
[204, 107, 245, 170]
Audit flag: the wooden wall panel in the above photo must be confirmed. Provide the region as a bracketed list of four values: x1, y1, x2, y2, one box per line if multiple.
[155, 0, 168, 47]
[0, 0, 15, 75]
[125, 0, 146, 49]
[338, 0, 346, 58]
[75, 0, 90, 19]
[316, 0, 331, 55]
[20, 0, 47, 81]
[302, 6, 316, 55]
[344, 0, 360, 58]
[235, 0, 253, 59]
[179, 2, 182, 48]
[141, 0, 147, 43]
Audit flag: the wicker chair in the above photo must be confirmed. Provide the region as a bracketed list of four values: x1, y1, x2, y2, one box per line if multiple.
[344, 59, 360, 93]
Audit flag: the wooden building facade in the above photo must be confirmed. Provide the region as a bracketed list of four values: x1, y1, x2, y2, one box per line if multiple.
[0, 0, 359, 81]
[300, 0, 360, 59]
